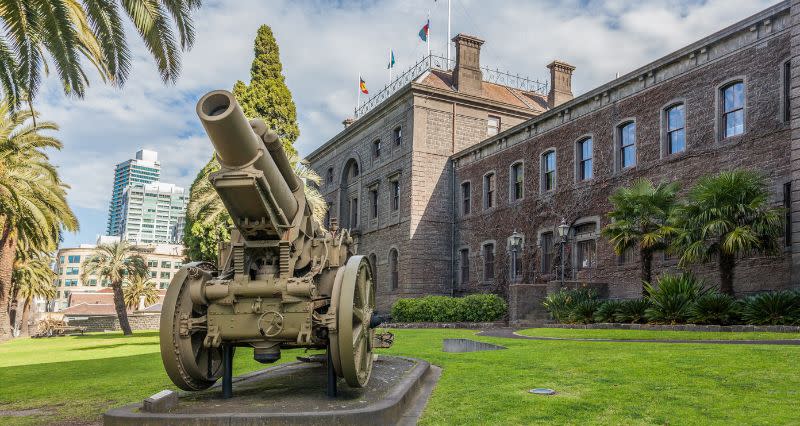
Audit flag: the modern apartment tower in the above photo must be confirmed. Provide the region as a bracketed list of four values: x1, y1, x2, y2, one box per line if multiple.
[119, 182, 187, 245]
[106, 149, 161, 236]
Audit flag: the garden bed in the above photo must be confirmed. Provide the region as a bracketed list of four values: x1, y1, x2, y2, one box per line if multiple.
[536, 322, 800, 333]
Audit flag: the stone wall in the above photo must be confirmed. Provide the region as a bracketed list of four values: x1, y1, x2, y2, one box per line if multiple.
[454, 17, 794, 299]
[66, 314, 160, 332]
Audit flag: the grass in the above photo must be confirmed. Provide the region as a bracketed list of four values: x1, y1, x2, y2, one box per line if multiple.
[516, 328, 800, 341]
[1, 328, 798, 425]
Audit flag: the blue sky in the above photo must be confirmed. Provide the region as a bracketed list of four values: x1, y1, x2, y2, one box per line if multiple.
[44, 0, 778, 247]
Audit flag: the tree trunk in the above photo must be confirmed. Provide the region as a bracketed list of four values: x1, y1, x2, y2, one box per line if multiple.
[111, 281, 133, 335]
[0, 222, 16, 340]
[719, 253, 736, 297]
[639, 249, 653, 297]
[18, 299, 30, 337]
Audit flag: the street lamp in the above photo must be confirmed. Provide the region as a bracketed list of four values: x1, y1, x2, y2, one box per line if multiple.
[510, 230, 523, 283]
[556, 219, 570, 286]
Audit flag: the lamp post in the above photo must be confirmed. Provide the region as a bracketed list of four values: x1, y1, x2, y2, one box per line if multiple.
[510, 230, 523, 283]
[557, 219, 570, 286]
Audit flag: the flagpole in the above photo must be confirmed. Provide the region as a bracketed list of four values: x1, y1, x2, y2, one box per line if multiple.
[388, 49, 392, 82]
[357, 72, 361, 111]
[447, 0, 451, 63]
[427, 10, 431, 56]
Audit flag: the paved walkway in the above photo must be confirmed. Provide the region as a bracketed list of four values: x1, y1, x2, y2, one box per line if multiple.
[477, 328, 800, 345]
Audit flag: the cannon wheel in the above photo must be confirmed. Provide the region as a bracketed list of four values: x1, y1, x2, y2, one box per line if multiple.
[330, 255, 376, 388]
[160, 262, 228, 391]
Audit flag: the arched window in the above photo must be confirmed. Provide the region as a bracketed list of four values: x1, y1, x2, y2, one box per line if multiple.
[389, 249, 399, 290]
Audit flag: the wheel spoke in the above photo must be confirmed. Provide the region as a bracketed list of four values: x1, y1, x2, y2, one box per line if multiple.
[353, 307, 365, 323]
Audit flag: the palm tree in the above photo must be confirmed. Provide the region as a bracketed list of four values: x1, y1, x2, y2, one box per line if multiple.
[81, 241, 148, 335]
[671, 170, 783, 296]
[601, 179, 679, 295]
[0, 101, 77, 339]
[13, 253, 56, 336]
[0, 0, 201, 108]
[123, 275, 159, 310]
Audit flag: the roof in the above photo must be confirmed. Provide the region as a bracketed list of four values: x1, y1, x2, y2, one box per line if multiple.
[420, 70, 548, 112]
[60, 303, 124, 316]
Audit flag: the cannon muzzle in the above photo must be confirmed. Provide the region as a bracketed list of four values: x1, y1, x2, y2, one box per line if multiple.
[196, 90, 299, 232]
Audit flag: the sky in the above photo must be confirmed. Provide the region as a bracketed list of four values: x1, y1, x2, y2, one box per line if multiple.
[44, 0, 779, 247]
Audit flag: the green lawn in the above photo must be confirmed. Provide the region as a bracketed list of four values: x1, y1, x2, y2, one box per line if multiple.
[516, 327, 800, 341]
[1, 329, 799, 425]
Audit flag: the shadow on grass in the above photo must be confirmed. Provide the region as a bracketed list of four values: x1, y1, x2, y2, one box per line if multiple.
[72, 342, 159, 351]
[73, 330, 160, 340]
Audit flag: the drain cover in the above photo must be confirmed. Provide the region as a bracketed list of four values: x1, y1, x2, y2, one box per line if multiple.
[529, 388, 556, 395]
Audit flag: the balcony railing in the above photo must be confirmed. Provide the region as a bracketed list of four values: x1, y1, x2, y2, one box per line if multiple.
[354, 54, 549, 119]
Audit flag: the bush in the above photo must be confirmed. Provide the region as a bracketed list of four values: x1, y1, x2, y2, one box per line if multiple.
[390, 294, 506, 323]
[568, 299, 602, 324]
[740, 291, 800, 325]
[614, 299, 651, 324]
[594, 300, 624, 323]
[644, 273, 708, 324]
[689, 293, 740, 325]
[542, 287, 598, 322]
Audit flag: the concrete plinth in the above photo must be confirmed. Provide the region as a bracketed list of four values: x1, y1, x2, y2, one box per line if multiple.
[104, 356, 439, 426]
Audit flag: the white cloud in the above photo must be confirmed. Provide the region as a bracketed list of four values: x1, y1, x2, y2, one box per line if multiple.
[41, 0, 779, 244]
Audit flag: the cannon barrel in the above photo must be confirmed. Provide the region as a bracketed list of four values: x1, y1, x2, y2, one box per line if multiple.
[196, 90, 299, 222]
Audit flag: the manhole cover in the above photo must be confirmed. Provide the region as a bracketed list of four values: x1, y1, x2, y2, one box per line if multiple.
[529, 388, 556, 395]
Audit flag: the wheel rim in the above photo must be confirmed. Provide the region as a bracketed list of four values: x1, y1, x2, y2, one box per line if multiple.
[159, 262, 227, 391]
[331, 255, 375, 388]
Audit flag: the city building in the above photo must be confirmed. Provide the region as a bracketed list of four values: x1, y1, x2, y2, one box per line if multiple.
[119, 182, 188, 245]
[52, 237, 185, 311]
[106, 149, 161, 236]
[311, 1, 800, 316]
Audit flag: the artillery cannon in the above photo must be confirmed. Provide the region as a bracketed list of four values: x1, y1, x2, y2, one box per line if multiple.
[160, 90, 387, 395]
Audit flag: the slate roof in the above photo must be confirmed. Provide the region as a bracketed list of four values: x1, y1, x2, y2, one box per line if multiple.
[419, 69, 549, 112]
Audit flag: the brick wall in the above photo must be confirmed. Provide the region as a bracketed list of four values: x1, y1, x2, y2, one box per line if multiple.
[66, 314, 160, 332]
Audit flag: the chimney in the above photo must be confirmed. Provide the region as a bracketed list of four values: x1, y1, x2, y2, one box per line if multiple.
[452, 34, 485, 95]
[547, 60, 576, 108]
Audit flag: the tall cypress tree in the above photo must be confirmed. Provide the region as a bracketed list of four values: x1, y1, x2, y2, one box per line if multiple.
[184, 25, 301, 263]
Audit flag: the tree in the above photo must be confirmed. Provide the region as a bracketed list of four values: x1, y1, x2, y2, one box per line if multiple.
[0, 0, 201, 108]
[13, 253, 56, 336]
[601, 179, 679, 295]
[671, 170, 783, 297]
[81, 241, 148, 335]
[123, 275, 159, 310]
[0, 101, 77, 339]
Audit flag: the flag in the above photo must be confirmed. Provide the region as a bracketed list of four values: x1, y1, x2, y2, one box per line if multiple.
[419, 19, 429, 42]
[387, 50, 395, 69]
[359, 77, 369, 94]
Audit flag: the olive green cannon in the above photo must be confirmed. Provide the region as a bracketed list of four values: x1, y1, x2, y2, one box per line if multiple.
[160, 90, 389, 395]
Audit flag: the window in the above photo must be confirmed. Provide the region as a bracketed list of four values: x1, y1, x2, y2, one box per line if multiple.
[351, 163, 359, 178]
[327, 167, 334, 184]
[88, 279, 97, 286]
[150, 271, 157, 278]
[350, 197, 359, 226]
[56, 279, 61, 287]
[721, 82, 744, 138]
[574, 223, 597, 270]
[68, 255, 81, 263]
[483, 243, 495, 281]
[461, 182, 471, 215]
[459, 249, 470, 286]
[542, 151, 556, 192]
[59, 256, 65, 264]
[540, 232, 553, 274]
[66, 267, 79, 275]
[161, 261, 171, 268]
[65, 279, 78, 287]
[394, 126, 402, 145]
[487, 115, 500, 136]
[619, 122, 636, 169]
[391, 181, 400, 211]
[370, 188, 378, 219]
[160, 282, 168, 289]
[666, 104, 686, 154]
[618, 246, 635, 265]
[147, 260, 157, 268]
[373, 139, 382, 158]
[576, 138, 593, 181]
[785, 182, 792, 247]
[174, 262, 182, 269]
[483, 173, 495, 209]
[325, 202, 332, 227]
[785, 61, 792, 123]
[160, 271, 171, 279]
[389, 249, 399, 290]
[510, 162, 524, 201]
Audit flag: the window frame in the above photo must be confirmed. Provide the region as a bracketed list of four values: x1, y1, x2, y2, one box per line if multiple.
[487, 115, 500, 136]
[716, 78, 747, 141]
[575, 136, 593, 182]
[458, 247, 470, 288]
[461, 181, 471, 216]
[369, 187, 379, 219]
[373, 139, 382, 158]
[483, 171, 496, 210]
[509, 161, 524, 202]
[661, 101, 687, 156]
[540, 149, 557, 193]
[482, 242, 496, 283]
[782, 59, 791, 123]
[539, 231, 554, 274]
[389, 248, 399, 290]
[393, 126, 402, 145]
[391, 179, 400, 212]
[615, 120, 637, 171]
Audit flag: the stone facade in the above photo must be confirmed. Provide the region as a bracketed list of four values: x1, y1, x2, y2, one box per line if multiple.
[65, 313, 160, 332]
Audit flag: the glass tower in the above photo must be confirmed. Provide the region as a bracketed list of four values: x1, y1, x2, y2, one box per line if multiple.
[106, 150, 161, 236]
[119, 182, 187, 244]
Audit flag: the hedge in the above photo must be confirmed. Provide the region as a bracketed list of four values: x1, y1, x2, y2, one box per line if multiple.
[390, 294, 507, 323]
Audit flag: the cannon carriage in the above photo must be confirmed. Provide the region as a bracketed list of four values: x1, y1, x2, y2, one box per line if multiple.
[159, 90, 387, 394]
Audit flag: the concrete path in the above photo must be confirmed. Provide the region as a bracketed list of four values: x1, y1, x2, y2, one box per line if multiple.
[477, 328, 800, 345]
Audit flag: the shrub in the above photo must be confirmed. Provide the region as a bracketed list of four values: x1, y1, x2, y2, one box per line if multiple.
[644, 273, 708, 324]
[542, 288, 598, 323]
[594, 300, 624, 323]
[740, 291, 800, 325]
[614, 299, 651, 324]
[689, 293, 740, 325]
[568, 299, 602, 324]
[389, 294, 507, 323]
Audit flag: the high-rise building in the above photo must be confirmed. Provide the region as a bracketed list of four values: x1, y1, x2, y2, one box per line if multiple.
[119, 182, 187, 245]
[106, 149, 161, 236]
